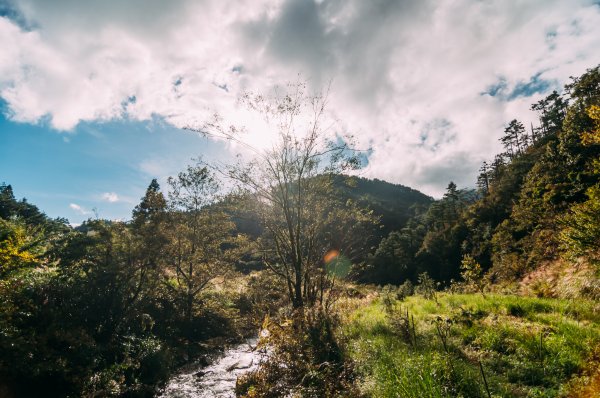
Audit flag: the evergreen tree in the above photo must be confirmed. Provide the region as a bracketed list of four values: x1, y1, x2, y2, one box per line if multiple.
[501, 120, 528, 158]
[476, 161, 491, 194]
[0, 183, 16, 220]
[132, 178, 167, 227]
[531, 90, 568, 138]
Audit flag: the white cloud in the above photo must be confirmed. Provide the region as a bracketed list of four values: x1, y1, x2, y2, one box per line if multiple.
[69, 203, 91, 215]
[101, 192, 119, 203]
[1, 0, 600, 195]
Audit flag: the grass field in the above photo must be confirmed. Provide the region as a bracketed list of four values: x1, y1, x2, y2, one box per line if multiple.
[339, 292, 600, 397]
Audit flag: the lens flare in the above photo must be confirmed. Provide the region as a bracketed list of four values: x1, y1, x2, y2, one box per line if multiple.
[324, 249, 340, 264]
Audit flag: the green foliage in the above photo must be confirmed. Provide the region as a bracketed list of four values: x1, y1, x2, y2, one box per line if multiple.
[560, 184, 600, 263]
[530, 90, 569, 139]
[214, 84, 380, 309]
[0, 183, 69, 276]
[395, 64, 600, 286]
[2, 65, 600, 397]
[338, 65, 597, 288]
[165, 164, 239, 333]
[380, 284, 397, 310]
[359, 182, 474, 286]
[501, 119, 529, 158]
[0, 174, 250, 396]
[342, 293, 600, 398]
[0, 219, 179, 396]
[559, 103, 600, 263]
[460, 254, 485, 294]
[363, 225, 423, 285]
[332, 175, 433, 246]
[417, 183, 474, 282]
[398, 280, 415, 300]
[132, 178, 167, 227]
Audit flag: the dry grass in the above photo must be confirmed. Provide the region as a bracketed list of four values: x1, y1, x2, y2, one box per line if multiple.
[519, 258, 598, 299]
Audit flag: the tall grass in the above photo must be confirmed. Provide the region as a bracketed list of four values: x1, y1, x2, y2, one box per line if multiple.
[340, 292, 600, 397]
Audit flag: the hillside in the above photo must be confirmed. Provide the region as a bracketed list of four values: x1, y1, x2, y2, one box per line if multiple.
[333, 175, 434, 238]
[338, 288, 600, 398]
[357, 65, 600, 295]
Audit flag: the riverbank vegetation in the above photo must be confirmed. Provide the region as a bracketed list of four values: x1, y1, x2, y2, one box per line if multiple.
[1, 65, 599, 397]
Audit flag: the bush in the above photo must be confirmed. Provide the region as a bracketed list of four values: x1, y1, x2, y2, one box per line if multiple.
[416, 272, 437, 301]
[397, 280, 414, 300]
[236, 308, 360, 398]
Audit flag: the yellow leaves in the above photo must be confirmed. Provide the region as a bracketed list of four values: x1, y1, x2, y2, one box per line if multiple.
[588, 104, 600, 123]
[581, 105, 600, 146]
[0, 219, 40, 274]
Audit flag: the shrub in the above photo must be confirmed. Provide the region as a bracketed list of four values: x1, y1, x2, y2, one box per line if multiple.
[236, 308, 360, 398]
[380, 284, 396, 311]
[397, 280, 415, 300]
[416, 272, 437, 301]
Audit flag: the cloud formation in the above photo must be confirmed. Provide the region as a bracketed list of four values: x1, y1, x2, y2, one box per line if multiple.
[1, 0, 599, 195]
[69, 203, 91, 215]
[101, 192, 119, 203]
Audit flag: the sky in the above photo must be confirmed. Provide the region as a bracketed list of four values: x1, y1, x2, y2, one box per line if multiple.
[1, 0, 600, 225]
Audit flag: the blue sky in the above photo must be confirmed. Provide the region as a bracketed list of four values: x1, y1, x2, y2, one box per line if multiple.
[1, 109, 228, 224]
[1, 0, 600, 223]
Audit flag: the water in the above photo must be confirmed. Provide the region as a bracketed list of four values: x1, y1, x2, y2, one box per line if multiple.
[158, 338, 263, 398]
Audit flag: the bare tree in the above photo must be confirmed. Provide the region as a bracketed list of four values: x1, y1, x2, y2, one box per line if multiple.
[187, 82, 377, 308]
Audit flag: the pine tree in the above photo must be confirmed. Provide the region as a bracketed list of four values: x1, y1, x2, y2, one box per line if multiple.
[476, 161, 491, 194]
[132, 179, 167, 226]
[531, 90, 568, 138]
[501, 120, 527, 158]
[131, 179, 168, 285]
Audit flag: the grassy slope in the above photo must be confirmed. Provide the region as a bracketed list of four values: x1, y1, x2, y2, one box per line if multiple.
[339, 292, 600, 398]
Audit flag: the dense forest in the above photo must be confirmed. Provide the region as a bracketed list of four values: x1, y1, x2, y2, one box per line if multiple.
[0, 65, 599, 398]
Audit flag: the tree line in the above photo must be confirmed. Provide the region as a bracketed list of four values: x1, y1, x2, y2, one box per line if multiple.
[358, 65, 600, 294]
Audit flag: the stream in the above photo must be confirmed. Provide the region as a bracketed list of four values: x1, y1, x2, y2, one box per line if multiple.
[158, 338, 263, 398]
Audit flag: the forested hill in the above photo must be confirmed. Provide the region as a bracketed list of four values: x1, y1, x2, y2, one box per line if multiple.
[358, 65, 600, 295]
[229, 175, 433, 243]
[332, 175, 433, 237]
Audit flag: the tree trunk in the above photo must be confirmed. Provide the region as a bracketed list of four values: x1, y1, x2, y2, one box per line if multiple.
[293, 265, 304, 308]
